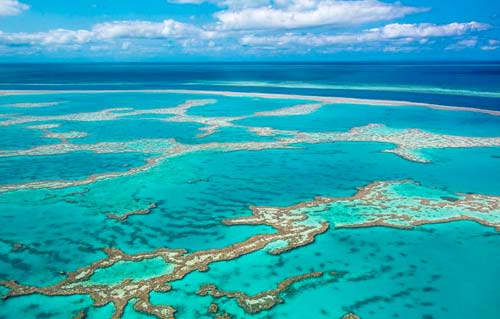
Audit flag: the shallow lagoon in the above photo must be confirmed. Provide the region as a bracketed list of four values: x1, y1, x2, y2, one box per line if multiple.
[0, 90, 498, 319]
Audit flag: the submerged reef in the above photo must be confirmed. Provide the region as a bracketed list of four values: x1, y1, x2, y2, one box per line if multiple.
[1, 180, 498, 318]
[0, 91, 499, 318]
[25, 123, 88, 143]
[197, 271, 342, 314]
[278, 180, 500, 230]
[0, 99, 217, 127]
[10, 123, 497, 163]
[0, 95, 497, 178]
[0, 120, 499, 193]
[4, 89, 499, 115]
[71, 310, 87, 319]
[0, 101, 64, 108]
[106, 203, 157, 222]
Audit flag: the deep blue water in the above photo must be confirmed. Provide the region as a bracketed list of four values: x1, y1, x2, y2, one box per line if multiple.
[1, 62, 500, 110]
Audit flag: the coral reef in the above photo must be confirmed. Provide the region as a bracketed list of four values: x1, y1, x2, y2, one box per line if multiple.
[1, 180, 498, 318]
[106, 203, 157, 221]
[197, 271, 342, 314]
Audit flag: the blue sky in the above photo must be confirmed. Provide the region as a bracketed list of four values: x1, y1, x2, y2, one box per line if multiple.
[0, 0, 499, 61]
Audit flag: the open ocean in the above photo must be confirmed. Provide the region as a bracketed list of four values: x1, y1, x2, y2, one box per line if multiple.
[0, 63, 499, 319]
[2, 62, 500, 109]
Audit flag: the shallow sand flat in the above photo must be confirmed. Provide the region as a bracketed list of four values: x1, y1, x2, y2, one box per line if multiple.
[1, 89, 499, 116]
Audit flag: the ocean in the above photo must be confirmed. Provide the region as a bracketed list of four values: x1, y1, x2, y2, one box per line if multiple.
[0, 63, 499, 319]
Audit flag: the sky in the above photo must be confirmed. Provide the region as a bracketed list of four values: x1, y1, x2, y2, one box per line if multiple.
[0, 0, 499, 61]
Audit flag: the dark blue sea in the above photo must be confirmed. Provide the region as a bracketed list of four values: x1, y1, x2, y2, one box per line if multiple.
[1, 62, 500, 110]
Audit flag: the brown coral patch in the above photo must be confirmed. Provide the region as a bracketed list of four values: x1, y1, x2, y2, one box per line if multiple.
[106, 203, 157, 221]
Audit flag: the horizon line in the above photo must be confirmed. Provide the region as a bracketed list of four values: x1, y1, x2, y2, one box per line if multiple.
[1, 60, 500, 65]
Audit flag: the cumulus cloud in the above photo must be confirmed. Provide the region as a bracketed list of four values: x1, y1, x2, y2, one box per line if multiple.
[0, 0, 29, 16]
[0, 29, 93, 45]
[0, 19, 213, 46]
[371, 21, 489, 38]
[167, 0, 206, 4]
[168, 0, 268, 7]
[241, 22, 490, 47]
[215, 0, 427, 30]
[481, 39, 499, 51]
[91, 20, 205, 39]
[0, 5, 493, 57]
[445, 38, 477, 50]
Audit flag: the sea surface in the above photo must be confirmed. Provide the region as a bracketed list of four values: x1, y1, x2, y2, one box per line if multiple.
[0, 63, 499, 319]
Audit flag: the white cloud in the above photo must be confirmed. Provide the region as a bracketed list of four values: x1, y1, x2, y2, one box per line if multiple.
[445, 38, 477, 50]
[167, 0, 206, 4]
[121, 41, 131, 50]
[168, 0, 268, 7]
[215, 0, 427, 30]
[0, 0, 29, 16]
[91, 20, 204, 39]
[481, 39, 499, 51]
[0, 13, 493, 57]
[372, 21, 489, 38]
[241, 22, 490, 47]
[0, 19, 214, 46]
[0, 29, 93, 45]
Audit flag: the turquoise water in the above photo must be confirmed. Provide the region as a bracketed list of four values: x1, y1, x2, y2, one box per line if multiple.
[0, 124, 59, 149]
[58, 120, 204, 145]
[0, 85, 498, 319]
[155, 221, 500, 319]
[0, 152, 148, 184]
[237, 103, 500, 137]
